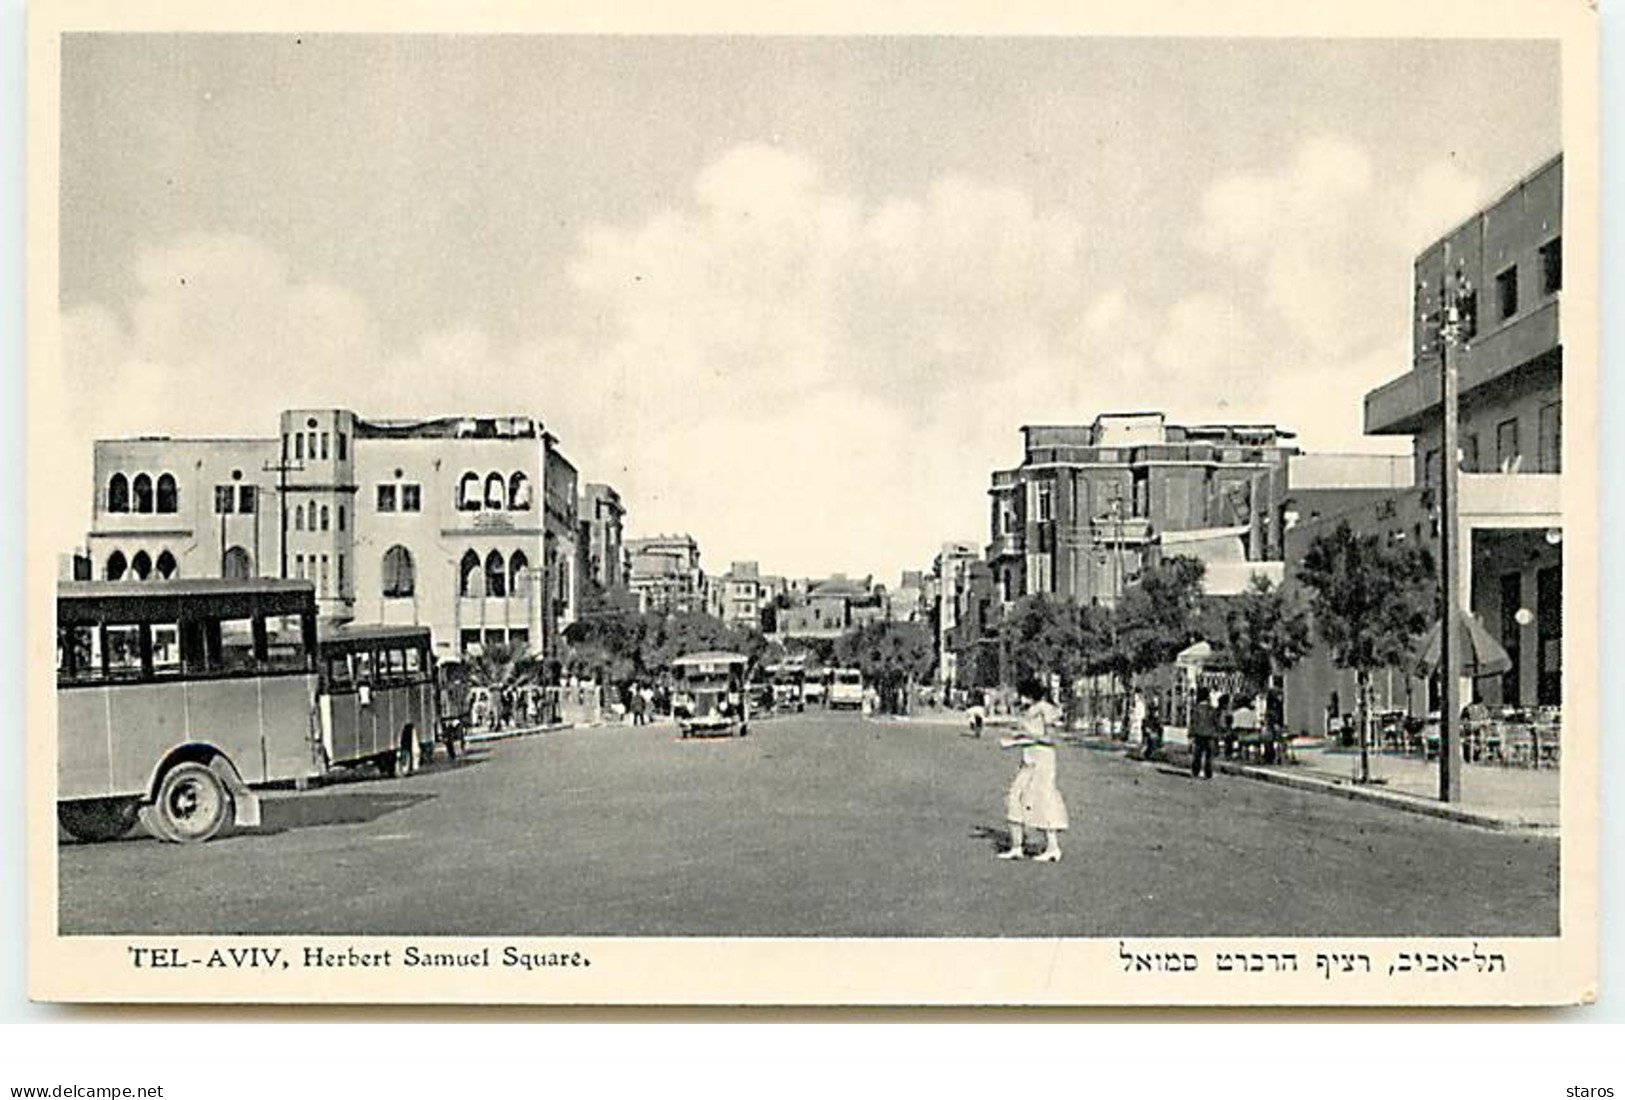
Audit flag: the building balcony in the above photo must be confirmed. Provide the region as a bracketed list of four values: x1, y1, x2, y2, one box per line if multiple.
[987, 533, 1022, 560]
[1457, 472, 1562, 526]
[1365, 298, 1561, 436]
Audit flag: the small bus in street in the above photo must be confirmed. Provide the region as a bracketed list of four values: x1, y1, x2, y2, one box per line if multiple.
[671, 651, 750, 738]
[57, 579, 323, 843]
[829, 667, 865, 710]
[317, 623, 441, 776]
[764, 658, 808, 713]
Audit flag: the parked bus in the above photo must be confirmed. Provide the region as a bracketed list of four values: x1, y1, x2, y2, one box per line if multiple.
[828, 667, 865, 710]
[57, 579, 323, 844]
[317, 624, 440, 776]
[764, 659, 808, 713]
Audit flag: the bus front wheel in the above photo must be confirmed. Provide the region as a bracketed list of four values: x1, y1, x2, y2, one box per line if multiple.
[149, 762, 232, 844]
[58, 797, 140, 842]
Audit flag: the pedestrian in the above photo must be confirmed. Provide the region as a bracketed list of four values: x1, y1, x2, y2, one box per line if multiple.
[1190, 688, 1219, 780]
[997, 680, 1068, 863]
[966, 697, 987, 738]
[630, 685, 645, 726]
[1143, 697, 1164, 757]
[640, 684, 655, 725]
[1127, 688, 1147, 747]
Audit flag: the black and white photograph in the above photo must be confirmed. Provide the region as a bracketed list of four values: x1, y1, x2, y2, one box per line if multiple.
[26, 0, 1598, 1005]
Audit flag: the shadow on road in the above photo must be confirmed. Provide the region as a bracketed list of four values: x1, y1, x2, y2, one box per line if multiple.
[969, 823, 1016, 853]
[255, 790, 436, 835]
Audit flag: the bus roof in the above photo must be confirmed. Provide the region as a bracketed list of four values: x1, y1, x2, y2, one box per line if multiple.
[670, 650, 748, 667]
[320, 623, 434, 649]
[58, 578, 317, 624]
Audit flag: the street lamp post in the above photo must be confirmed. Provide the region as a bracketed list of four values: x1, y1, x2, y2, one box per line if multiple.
[1435, 257, 1471, 804]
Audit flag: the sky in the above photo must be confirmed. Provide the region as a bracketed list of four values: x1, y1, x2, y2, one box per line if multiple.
[54, 35, 1561, 581]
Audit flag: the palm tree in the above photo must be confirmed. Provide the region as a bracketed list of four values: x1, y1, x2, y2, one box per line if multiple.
[466, 641, 547, 728]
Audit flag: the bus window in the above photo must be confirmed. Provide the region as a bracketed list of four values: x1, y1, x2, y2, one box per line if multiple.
[353, 650, 374, 685]
[386, 648, 408, 681]
[262, 614, 310, 672]
[57, 624, 103, 684]
[150, 624, 182, 677]
[324, 653, 354, 690]
[217, 617, 258, 673]
[404, 646, 422, 675]
[104, 625, 143, 680]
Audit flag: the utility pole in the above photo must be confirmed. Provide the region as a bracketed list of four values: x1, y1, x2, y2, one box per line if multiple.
[263, 445, 304, 580]
[1435, 251, 1470, 804]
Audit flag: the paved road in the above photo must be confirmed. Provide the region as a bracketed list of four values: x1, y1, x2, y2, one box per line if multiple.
[58, 710, 1559, 937]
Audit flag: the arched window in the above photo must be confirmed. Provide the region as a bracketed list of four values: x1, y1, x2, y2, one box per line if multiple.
[131, 551, 152, 580]
[105, 551, 128, 581]
[459, 550, 483, 596]
[107, 473, 129, 514]
[155, 550, 178, 579]
[320, 505, 330, 532]
[382, 546, 415, 598]
[222, 546, 252, 579]
[308, 502, 319, 530]
[484, 473, 506, 510]
[510, 550, 530, 596]
[509, 472, 532, 511]
[156, 473, 178, 514]
[295, 506, 305, 531]
[132, 474, 154, 514]
[458, 472, 482, 512]
[485, 550, 507, 598]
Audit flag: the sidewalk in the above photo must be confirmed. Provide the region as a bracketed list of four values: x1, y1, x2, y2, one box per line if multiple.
[1149, 728, 1559, 832]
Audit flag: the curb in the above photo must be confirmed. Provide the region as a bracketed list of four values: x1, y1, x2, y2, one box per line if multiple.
[1150, 744, 1556, 834]
[464, 722, 575, 744]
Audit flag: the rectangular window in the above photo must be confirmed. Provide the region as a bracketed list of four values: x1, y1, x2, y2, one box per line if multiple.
[150, 624, 182, 677]
[337, 553, 345, 594]
[319, 554, 330, 597]
[57, 624, 104, 684]
[1496, 417, 1521, 473]
[307, 431, 318, 459]
[1462, 433, 1479, 474]
[319, 432, 330, 460]
[295, 433, 305, 461]
[104, 625, 143, 680]
[1496, 265, 1519, 320]
[401, 484, 422, 512]
[325, 655, 353, 690]
[214, 485, 235, 514]
[1036, 484, 1053, 522]
[1540, 237, 1562, 295]
[377, 485, 397, 512]
[1539, 402, 1562, 474]
[238, 485, 256, 513]
[337, 432, 348, 461]
[296, 554, 306, 580]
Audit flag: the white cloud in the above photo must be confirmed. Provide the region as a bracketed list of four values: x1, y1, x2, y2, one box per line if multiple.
[57, 140, 1445, 578]
[1194, 136, 1485, 363]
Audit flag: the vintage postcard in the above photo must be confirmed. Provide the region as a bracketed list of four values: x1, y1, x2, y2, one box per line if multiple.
[26, 0, 1599, 1005]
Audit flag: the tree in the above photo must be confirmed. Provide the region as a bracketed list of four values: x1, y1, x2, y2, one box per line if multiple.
[562, 609, 658, 686]
[1214, 573, 1313, 719]
[1296, 520, 1436, 783]
[1000, 595, 1088, 725]
[464, 640, 548, 728]
[1114, 555, 1208, 685]
[835, 620, 935, 714]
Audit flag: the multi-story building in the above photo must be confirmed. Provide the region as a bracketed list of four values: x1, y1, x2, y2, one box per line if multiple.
[86, 411, 580, 660]
[987, 412, 1298, 608]
[1362, 153, 1563, 710]
[709, 560, 765, 630]
[577, 483, 634, 614]
[627, 534, 706, 616]
[931, 541, 982, 689]
[774, 574, 881, 639]
[887, 570, 926, 624]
